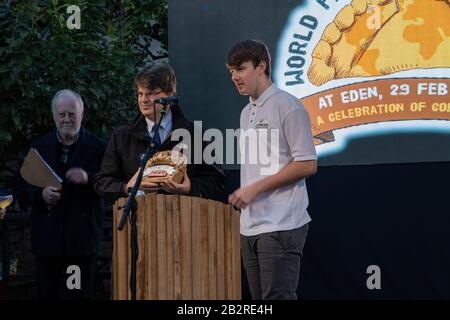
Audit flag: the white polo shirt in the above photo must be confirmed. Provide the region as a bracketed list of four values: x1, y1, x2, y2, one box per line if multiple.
[239, 84, 317, 236]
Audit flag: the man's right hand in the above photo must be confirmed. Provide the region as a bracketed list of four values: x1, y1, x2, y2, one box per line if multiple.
[42, 186, 61, 205]
[125, 168, 161, 194]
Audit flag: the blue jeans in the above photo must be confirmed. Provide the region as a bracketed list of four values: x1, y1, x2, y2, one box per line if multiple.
[241, 224, 309, 300]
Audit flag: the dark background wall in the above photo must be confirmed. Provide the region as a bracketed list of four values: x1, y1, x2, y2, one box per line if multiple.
[226, 162, 450, 299]
[168, 0, 298, 170]
[301, 162, 450, 299]
[170, 0, 450, 299]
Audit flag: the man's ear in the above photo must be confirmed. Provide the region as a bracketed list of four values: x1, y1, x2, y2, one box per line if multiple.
[257, 61, 267, 74]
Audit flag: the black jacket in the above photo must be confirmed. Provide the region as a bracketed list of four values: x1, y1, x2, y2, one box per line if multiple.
[14, 128, 106, 257]
[94, 105, 226, 203]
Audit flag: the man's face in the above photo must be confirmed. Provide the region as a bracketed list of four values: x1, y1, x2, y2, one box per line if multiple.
[228, 61, 264, 97]
[53, 97, 83, 138]
[137, 85, 172, 120]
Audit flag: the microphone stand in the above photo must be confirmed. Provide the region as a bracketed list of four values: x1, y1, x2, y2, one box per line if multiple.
[117, 103, 169, 300]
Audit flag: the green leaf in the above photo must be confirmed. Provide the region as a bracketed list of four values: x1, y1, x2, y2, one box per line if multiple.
[0, 0, 168, 188]
[0, 131, 12, 142]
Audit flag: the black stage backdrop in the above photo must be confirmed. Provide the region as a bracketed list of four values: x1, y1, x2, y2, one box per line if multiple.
[226, 162, 450, 299]
[170, 0, 450, 299]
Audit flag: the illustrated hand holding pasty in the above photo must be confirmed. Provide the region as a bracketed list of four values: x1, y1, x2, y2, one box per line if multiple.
[143, 150, 187, 184]
[308, 0, 450, 86]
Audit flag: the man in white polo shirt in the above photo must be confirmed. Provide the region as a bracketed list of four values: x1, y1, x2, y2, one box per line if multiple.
[227, 40, 317, 300]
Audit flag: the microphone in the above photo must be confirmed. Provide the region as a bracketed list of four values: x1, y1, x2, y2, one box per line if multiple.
[154, 96, 179, 105]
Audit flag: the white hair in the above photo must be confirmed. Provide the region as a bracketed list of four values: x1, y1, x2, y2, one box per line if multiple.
[51, 89, 84, 113]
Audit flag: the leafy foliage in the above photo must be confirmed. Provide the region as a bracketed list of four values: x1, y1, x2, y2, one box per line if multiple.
[0, 0, 168, 188]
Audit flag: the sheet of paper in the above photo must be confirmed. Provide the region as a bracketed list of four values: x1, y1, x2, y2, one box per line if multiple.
[0, 194, 13, 210]
[20, 148, 62, 189]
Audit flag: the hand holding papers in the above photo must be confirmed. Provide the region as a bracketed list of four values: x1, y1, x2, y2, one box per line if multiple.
[20, 148, 62, 190]
[0, 194, 13, 210]
[0, 193, 12, 219]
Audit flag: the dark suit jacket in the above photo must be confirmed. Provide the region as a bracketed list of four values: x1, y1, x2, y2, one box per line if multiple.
[94, 105, 227, 203]
[14, 127, 106, 257]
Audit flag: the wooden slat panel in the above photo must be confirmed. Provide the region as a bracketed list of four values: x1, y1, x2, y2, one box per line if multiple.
[156, 194, 167, 299]
[166, 195, 174, 299]
[232, 208, 241, 299]
[180, 196, 192, 299]
[136, 196, 146, 300]
[115, 198, 129, 300]
[215, 201, 225, 299]
[192, 197, 210, 299]
[191, 197, 201, 299]
[208, 200, 217, 299]
[112, 201, 118, 300]
[114, 198, 130, 300]
[200, 198, 209, 299]
[113, 195, 241, 300]
[127, 204, 132, 300]
[224, 203, 233, 299]
[173, 196, 181, 300]
[146, 194, 158, 299]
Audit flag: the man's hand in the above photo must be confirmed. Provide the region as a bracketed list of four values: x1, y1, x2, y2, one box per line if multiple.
[228, 185, 261, 209]
[125, 168, 162, 194]
[229, 160, 318, 209]
[140, 181, 163, 193]
[66, 168, 88, 185]
[125, 169, 140, 193]
[160, 171, 191, 195]
[0, 208, 6, 220]
[42, 186, 61, 205]
[125, 169, 191, 195]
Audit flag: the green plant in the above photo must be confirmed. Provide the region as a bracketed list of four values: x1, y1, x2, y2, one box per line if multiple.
[0, 0, 168, 190]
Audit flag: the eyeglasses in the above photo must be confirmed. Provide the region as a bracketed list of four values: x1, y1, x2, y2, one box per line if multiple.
[137, 90, 163, 100]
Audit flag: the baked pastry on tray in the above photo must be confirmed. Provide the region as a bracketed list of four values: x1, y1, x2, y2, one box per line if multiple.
[143, 150, 187, 184]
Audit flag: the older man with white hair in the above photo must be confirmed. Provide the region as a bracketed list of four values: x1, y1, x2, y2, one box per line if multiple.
[14, 89, 106, 300]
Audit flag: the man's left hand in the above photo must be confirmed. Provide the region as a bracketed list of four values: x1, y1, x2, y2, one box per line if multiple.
[228, 185, 260, 209]
[160, 171, 191, 195]
[66, 168, 89, 185]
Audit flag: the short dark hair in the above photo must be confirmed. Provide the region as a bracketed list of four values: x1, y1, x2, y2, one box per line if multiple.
[227, 40, 271, 77]
[134, 63, 177, 93]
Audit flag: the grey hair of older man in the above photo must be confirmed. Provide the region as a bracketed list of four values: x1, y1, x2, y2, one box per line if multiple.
[51, 89, 84, 113]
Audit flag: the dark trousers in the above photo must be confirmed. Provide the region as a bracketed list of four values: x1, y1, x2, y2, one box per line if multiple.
[35, 255, 97, 300]
[241, 224, 309, 300]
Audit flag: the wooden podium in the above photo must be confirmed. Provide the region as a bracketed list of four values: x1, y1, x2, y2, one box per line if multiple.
[113, 194, 241, 300]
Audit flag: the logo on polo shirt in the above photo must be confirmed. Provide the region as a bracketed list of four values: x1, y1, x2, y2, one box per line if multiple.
[255, 119, 270, 130]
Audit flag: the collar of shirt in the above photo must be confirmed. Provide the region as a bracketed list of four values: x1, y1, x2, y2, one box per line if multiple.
[145, 107, 173, 142]
[248, 83, 278, 108]
[56, 130, 79, 145]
